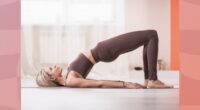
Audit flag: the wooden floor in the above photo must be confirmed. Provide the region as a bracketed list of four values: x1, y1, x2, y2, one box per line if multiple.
[21, 88, 179, 110]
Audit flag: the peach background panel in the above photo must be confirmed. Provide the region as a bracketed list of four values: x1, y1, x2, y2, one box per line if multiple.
[0, 0, 20, 110]
[180, 0, 200, 110]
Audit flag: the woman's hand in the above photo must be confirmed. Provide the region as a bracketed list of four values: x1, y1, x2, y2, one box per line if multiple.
[124, 82, 146, 89]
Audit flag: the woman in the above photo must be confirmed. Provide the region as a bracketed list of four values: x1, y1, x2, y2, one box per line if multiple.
[36, 29, 174, 89]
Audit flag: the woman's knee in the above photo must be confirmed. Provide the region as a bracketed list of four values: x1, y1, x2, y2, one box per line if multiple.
[147, 29, 159, 41]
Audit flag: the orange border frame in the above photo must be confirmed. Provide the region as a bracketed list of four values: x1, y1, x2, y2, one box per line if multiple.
[171, 0, 179, 70]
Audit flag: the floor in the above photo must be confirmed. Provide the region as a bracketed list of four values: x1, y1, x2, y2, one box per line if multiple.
[21, 70, 179, 110]
[21, 88, 179, 110]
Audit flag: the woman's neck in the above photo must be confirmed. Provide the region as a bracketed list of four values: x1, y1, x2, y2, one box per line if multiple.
[56, 75, 66, 86]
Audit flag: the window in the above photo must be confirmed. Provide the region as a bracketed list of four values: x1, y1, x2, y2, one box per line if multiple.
[21, 0, 122, 25]
[21, 0, 124, 64]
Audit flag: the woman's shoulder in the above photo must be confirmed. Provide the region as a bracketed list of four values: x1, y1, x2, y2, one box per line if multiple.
[64, 70, 84, 87]
[66, 70, 84, 79]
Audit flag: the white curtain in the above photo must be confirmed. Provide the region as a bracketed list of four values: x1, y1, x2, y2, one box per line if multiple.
[21, 0, 129, 80]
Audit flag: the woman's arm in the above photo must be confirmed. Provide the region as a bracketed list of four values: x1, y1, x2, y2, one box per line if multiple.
[65, 71, 145, 88]
[65, 71, 124, 88]
[91, 79, 145, 88]
[66, 77, 124, 88]
[66, 77, 145, 88]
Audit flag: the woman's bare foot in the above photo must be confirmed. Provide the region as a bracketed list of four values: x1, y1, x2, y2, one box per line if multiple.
[147, 80, 174, 88]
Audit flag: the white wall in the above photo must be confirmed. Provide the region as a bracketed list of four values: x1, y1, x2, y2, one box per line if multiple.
[124, 0, 170, 70]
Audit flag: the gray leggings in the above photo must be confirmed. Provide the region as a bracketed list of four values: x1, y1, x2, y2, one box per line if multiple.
[91, 30, 159, 80]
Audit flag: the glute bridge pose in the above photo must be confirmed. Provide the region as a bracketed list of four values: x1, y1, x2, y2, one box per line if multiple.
[36, 29, 173, 89]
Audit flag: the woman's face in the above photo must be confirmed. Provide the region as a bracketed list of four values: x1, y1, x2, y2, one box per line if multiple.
[44, 65, 63, 79]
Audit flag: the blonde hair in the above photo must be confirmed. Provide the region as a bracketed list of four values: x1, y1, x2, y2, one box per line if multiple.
[36, 68, 62, 87]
